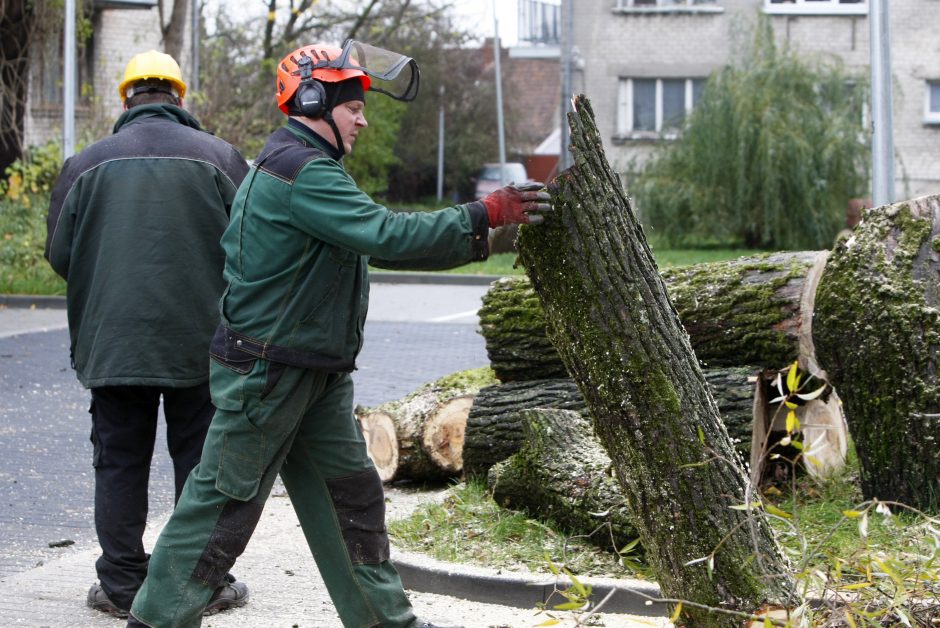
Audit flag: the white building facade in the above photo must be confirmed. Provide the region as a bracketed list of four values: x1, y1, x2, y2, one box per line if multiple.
[572, 0, 940, 201]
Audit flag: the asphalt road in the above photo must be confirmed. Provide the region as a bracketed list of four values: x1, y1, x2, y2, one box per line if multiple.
[0, 281, 491, 582]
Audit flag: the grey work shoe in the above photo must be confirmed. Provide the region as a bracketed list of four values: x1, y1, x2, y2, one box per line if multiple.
[86, 583, 129, 618]
[418, 621, 465, 628]
[204, 575, 249, 615]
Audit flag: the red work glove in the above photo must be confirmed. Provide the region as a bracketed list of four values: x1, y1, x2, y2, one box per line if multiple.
[481, 182, 552, 227]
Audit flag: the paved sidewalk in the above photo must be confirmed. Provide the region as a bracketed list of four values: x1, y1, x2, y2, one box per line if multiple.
[0, 296, 669, 627]
[0, 483, 668, 627]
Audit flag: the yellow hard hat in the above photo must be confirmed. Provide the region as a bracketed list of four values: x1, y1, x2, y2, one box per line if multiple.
[118, 50, 187, 100]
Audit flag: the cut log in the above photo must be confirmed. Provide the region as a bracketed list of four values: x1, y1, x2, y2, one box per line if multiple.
[478, 277, 568, 382]
[463, 378, 588, 478]
[750, 367, 848, 484]
[516, 95, 797, 624]
[463, 368, 759, 479]
[479, 253, 823, 382]
[487, 408, 638, 551]
[356, 407, 398, 482]
[814, 196, 940, 512]
[702, 366, 759, 458]
[395, 392, 474, 482]
[355, 367, 497, 483]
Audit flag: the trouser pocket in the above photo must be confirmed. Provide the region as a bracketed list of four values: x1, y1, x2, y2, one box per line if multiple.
[214, 411, 265, 501]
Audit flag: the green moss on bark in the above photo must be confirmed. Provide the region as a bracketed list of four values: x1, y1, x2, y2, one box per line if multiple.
[814, 199, 940, 511]
[516, 96, 796, 625]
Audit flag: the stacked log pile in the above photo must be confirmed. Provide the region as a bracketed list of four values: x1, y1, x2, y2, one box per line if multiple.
[475, 264, 847, 483]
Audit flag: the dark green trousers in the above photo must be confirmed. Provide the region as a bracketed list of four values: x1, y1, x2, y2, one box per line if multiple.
[130, 360, 417, 627]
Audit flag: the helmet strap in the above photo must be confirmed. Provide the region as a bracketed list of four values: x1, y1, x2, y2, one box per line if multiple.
[322, 110, 346, 158]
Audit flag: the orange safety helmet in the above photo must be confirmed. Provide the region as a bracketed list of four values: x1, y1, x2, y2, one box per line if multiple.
[276, 44, 371, 115]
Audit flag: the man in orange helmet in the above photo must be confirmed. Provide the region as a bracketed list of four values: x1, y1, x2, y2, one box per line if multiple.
[127, 41, 550, 628]
[45, 50, 250, 618]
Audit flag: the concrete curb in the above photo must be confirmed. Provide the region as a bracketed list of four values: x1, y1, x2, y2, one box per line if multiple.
[0, 294, 67, 309]
[369, 272, 503, 286]
[0, 273, 504, 310]
[392, 548, 667, 617]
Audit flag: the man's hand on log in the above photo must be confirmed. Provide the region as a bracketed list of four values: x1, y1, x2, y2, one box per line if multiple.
[481, 182, 552, 226]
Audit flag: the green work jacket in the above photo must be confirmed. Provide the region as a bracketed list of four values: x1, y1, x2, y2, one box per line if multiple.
[45, 104, 248, 388]
[212, 120, 489, 376]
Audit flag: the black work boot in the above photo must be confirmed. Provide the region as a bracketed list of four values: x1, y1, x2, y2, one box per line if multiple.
[86, 583, 129, 618]
[204, 573, 250, 615]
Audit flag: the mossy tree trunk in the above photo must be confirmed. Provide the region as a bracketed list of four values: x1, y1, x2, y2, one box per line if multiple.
[516, 95, 797, 625]
[480, 251, 822, 382]
[478, 277, 569, 382]
[463, 378, 587, 478]
[814, 196, 940, 512]
[487, 408, 638, 551]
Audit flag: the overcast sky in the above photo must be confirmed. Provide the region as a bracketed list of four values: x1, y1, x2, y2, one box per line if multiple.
[449, 0, 519, 46]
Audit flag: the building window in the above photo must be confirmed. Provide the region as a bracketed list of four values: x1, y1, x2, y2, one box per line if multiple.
[32, 32, 92, 109]
[617, 77, 706, 138]
[519, 0, 560, 45]
[616, 0, 717, 6]
[926, 81, 940, 125]
[764, 0, 867, 15]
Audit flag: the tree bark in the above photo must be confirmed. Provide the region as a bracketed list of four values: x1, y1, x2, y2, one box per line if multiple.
[478, 277, 568, 382]
[814, 196, 940, 512]
[487, 408, 638, 551]
[463, 369, 758, 480]
[516, 95, 797, 624]
[463, 378, 587, 478]
[480, 252, 822, 383]
[160, 0, 190, 63]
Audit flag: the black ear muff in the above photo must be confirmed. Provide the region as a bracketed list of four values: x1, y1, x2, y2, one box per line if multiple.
[294, 55, 327, 119]
[295, 79, 327, 118]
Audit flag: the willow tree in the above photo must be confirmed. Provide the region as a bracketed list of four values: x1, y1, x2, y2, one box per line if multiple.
[634, 19, 868, 250]
[517, 96, 798, 626]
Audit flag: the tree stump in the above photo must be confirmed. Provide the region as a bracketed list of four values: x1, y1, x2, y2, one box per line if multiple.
[488, 408, 638, 551]
[516, 95, 797, 624]
[814, 196, 940, 512]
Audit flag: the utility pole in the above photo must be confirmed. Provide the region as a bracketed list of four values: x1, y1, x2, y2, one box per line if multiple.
[870, 0, 895, 205]
[437, 85, 445, 201]
[64, 0, 77, 159]
[190, 0, 200, 93]
[493, 4, 507, 185]
[559, 0, 573, 171]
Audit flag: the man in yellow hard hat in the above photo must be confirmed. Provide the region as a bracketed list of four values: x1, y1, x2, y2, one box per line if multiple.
[46, 50, 250, 618]
[126, 41, 549, 628]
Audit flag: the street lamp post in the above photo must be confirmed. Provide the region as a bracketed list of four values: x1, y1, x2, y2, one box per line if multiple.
[63, 0, 77, 159]
[870, 0, 895, 206]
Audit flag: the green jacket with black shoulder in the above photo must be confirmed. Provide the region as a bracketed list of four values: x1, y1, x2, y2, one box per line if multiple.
[210, 119, 490, 375]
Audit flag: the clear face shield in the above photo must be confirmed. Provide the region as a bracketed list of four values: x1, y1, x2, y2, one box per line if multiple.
[326, 40, 420, 102]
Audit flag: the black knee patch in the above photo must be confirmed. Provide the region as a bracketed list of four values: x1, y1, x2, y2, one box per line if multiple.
[192, 499, 264, 586]
[326, 468, 390, 564]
